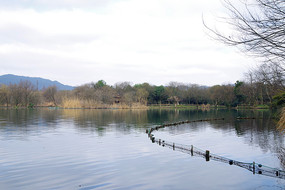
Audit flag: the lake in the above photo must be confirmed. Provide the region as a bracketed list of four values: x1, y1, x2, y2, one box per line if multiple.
[0, 108, 284, 190]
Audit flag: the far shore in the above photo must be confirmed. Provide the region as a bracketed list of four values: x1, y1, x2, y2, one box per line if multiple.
[0, 104, 271, 110]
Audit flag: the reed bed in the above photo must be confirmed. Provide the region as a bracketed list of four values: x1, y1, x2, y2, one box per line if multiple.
[61, 98, 82, 108]
[278, 107, 285, 130]
[60, 98, 148, 109]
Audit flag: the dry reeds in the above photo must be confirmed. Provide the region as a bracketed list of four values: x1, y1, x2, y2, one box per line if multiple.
[80, 99, 105, 108]
[201, 104, 210, 110]
[278, 107, 285, 131]
[111, 103, 148, 109]
[61, 98, 81, 108]
[60, 97, 148, 109]
[61, 98, 105, 109]
[131, 103, 148, 109]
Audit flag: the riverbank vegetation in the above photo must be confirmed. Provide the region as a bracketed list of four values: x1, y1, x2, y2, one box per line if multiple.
[204, 0, 285, 125]
[0, 2, 284, 111]
[278, 108, 285, 130]
[0, 66, 283, 110]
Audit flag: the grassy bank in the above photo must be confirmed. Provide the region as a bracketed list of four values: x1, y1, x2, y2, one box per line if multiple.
[149, 104, 270, 110]
[0, 102, 271, 110]
[236, 104, 270, 110]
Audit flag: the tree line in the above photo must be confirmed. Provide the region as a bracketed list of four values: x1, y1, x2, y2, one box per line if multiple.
[0, 66, 284, 109]
[204, 0, 285, 125]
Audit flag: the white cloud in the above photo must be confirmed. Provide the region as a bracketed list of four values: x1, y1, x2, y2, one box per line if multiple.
[0, 0, 120, 10]
[0, 0, 255, 86]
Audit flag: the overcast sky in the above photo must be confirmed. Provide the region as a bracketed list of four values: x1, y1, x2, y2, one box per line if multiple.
[0, 0, 256, 87]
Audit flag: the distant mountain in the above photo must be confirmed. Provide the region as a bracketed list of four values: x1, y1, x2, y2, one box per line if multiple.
[0, 74, 74, 90]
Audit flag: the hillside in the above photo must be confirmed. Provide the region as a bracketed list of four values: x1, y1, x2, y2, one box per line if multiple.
[0, 74, 74, 90]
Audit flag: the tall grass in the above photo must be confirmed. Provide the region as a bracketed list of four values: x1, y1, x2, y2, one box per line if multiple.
[129, 103, 148, 109]
[61, 98, 81, 108]
[278, 107, 285, 131]
[60, 97, 148, 109]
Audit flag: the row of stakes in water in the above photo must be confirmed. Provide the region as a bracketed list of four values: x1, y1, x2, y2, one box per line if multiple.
[151, 136, 283, 178]
[146, 118, 226, 135]
[145, 118, 284, 179]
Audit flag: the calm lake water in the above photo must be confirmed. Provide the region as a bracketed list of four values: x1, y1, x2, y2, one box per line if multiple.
[0, 108, 285, 190]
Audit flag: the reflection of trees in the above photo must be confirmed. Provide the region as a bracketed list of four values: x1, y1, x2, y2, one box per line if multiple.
[0, 109, 61, 139]
[0, 108, 232, 136]
[61, 109, 150, 135]
[161, 109, 285, 169]
[41, 109, 61, 124]
[0, 108, 276, 137]
[232, 117, 284, 155]
[278, 148, 285, 170]
[0, 109, 284, 162]
[202, 110, 285, 169]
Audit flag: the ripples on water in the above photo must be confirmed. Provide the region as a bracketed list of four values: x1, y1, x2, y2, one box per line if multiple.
[0, 109, 285, 190]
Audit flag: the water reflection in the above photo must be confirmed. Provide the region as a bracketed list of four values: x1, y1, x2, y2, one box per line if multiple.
[0, 108, 279, 137]
[0, 109, 283, 161]
[152, 136, 285, 181]
[0, 108, 284, 189]
[148, 120, 285, 181]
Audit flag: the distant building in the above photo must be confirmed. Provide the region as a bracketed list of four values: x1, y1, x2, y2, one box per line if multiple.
[114, 95, 121, 104]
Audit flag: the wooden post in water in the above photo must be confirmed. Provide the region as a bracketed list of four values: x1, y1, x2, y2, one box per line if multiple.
[190, 145, 193, 156]
[205, 150, 210, 161]
[253, 161, 255, 174]
[173, 143, 175, 150]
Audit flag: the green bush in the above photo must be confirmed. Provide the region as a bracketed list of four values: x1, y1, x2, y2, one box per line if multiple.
[272, 92, 285, 108]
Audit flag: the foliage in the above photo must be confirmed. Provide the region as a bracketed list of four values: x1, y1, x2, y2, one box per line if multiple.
[0, 78, 282, 109]
[233, 81, 245, 106]
[152, 86, 167, 104]
[93, 80, 106, 89]
[273, 92, 285, 108]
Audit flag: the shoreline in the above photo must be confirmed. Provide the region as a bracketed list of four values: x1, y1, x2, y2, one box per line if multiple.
[0, 104, 271, 110]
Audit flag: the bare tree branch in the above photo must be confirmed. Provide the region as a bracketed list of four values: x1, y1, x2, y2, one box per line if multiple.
[204, 0, 285, 70]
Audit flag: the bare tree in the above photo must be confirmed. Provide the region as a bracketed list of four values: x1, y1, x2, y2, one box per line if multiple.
[73, 84, 94, 100]
[204, 0, 285, 70]
[136, 88, 149, 105]
[8, 81, 36, 107]
[20, 80, 35, 106]
[9, 84, 23, 106]
[43, 86, 58, 106]
[242, 62, 285, 104]
[114, 82, 133, 97]
[0, 84, 10, 107]
[123, 91, 135, 106]
[101, 86, 116, 104]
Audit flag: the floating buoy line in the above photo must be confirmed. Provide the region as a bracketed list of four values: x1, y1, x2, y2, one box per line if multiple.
[146, 118, 285, 180]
